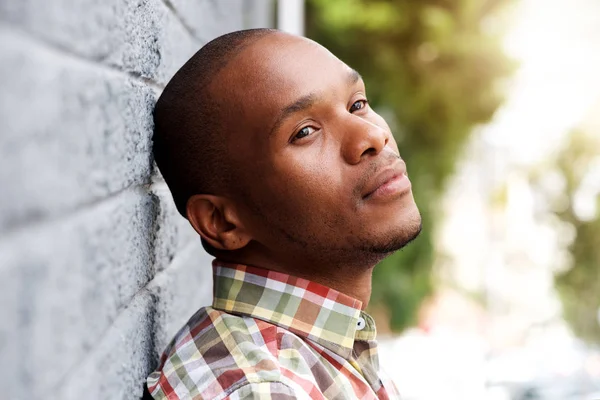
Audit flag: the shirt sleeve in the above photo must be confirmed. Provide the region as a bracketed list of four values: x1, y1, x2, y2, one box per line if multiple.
[224, 382, 313, 400]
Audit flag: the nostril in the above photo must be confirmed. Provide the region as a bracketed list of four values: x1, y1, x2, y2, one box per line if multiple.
[361, 147, 378, 158]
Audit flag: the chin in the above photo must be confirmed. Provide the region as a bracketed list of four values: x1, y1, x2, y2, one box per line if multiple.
[364, 206, 422, 255]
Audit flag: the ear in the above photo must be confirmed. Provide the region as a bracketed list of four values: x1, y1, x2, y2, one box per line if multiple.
[186, 194, 252, 251]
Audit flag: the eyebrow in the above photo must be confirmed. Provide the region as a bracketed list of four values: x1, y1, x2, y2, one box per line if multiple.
[269, 93, 318, 137]
[268, 68, 363, 137]
[348, 68, 362, 85]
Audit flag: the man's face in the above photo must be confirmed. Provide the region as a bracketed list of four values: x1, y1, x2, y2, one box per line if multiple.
[217, 33, 421, 269]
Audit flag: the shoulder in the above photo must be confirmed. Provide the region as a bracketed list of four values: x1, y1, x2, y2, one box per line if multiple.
[146, 307, 319, 400]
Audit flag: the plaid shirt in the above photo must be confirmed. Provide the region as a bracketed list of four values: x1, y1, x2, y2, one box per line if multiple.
[147, 261, 400, 399]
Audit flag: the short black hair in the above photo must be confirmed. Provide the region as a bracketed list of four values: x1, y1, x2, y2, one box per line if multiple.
[152, 28, 277, 217]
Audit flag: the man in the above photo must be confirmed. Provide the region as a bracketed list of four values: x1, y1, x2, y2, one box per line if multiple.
[146, 28, 421, 399]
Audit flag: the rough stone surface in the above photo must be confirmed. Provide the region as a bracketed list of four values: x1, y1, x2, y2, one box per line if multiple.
[168, 0, 244, 41]
[243, 0, 275, 29]
[0, 0, 200, 83]
[0, 1, 271, 398]
[0, 188, 158, 398]
[0, 29, 155, 232]
[54, 291, 158, 400]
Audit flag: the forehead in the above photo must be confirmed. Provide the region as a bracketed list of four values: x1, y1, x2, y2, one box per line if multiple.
[239, 33, 349, 88]
[219, 34, 354, 120]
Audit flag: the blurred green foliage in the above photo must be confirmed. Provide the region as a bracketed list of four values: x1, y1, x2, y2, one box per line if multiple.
[533, 130, 600, 344]
[306, 0, 515, 331]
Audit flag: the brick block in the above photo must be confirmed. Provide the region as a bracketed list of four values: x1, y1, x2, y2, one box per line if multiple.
[0, 188, 158, 398]
[0, 29, 154, 231]
[0, 0, 200, 83]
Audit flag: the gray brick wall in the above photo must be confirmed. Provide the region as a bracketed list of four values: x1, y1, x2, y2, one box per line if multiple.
[0, 1, 273, 399]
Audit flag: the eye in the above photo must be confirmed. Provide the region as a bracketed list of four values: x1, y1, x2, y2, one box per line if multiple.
[350, 99, 368, 113]
[292, 126, 317, 142]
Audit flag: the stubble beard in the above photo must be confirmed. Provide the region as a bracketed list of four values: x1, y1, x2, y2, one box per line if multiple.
[357, 218, 423, 255]
[264, 207, 423, 270]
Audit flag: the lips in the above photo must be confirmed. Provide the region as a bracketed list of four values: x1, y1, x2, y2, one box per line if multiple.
[362, 161, 408, 199]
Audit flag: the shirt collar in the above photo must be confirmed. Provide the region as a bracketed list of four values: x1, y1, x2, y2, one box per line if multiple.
[211, 260, 377, 359]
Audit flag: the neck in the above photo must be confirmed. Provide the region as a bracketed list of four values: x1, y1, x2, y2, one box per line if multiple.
[306, 266, 374, 309]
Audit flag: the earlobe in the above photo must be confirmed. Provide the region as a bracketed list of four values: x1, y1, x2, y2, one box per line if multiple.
[186, 195, 252, 251]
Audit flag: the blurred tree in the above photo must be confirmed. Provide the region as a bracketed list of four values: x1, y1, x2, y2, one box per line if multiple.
[306, 0, 515, 331]
[531, 130, 600, 344]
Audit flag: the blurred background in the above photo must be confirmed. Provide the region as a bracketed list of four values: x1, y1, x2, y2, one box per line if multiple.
[305, 0, 600, 399]
[1, 0, 599, 399]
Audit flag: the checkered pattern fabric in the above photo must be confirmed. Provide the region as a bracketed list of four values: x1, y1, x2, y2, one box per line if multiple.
[146, 261, 400, 399]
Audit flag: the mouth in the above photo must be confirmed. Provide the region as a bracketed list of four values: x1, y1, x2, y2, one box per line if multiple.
[362, 161, 411, 201]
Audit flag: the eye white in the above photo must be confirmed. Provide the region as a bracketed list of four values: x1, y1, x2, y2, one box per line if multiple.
[295, 126, 315, 139]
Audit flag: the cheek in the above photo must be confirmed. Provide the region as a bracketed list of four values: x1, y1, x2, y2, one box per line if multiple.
[267, 151, 343, 209]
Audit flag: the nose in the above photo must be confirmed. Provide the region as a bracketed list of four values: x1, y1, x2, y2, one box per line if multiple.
[341, 116, 390, 165]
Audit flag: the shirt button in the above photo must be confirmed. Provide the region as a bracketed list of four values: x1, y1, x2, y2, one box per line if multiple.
[356, 317, 366, 330]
